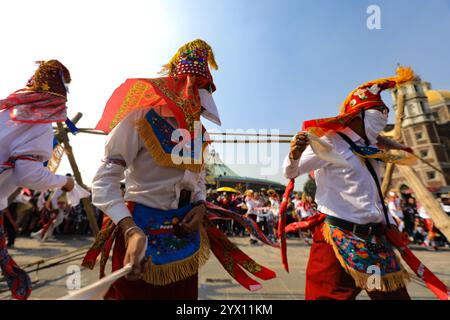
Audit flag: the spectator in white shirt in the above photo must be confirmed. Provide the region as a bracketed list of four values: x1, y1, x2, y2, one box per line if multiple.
[387, 191, 404, 232]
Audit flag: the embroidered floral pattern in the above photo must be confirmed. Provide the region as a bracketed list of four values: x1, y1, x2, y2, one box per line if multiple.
[328, 224, 402, 276]
[133, 203, 201, 266]
[354, 88, 368, 100]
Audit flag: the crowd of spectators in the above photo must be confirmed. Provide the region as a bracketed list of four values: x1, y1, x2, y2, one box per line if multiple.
[2, 187, 95, 248]
[207, 187, 319, 245]
[3, 181, 449, 251]
[208, 185, 450, 249]
[386, 191, 450, 250]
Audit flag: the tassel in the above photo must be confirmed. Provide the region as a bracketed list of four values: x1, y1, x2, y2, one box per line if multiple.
[395, 66, 415, 84]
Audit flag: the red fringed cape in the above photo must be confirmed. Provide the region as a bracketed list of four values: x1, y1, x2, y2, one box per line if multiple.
[96, 75, 211, 134]
[0, 90, 67, 124]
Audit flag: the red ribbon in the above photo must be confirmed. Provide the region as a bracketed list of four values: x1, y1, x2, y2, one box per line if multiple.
[277, 179, 295, 272]
[386, 228, 449, 300]
[285, 213, 326, 233]
[206, 222, 276, 291]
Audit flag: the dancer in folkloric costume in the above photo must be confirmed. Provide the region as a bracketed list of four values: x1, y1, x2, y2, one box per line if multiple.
[282, 67, 447, 300]
[0, 60, 75, 299]
[83, 40, 277, 299]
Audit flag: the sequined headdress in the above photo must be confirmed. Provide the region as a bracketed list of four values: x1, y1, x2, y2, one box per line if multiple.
[161, 39, 218, 91]
[26, 60, 71, 99]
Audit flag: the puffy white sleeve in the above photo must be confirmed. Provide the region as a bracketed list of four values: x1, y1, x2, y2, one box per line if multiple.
[12, 124, 67, 191]
[91, 110, 143, 225]
[283, 145, 329, 179]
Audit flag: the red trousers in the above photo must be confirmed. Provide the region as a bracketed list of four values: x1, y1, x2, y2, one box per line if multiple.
[305, 223, 410, 300]
[104, 229, 198, 300]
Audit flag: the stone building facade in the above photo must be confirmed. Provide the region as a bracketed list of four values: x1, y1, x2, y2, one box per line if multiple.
[388, 73, 450, 191]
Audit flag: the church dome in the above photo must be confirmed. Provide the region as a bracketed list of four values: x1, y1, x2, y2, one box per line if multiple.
[426, 90, 450, 105]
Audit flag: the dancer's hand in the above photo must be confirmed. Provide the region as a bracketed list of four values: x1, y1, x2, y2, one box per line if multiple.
[290, 132, 309, 160]
[62, 176, 75, 192]
[181, 204, 206, 234]
[119, 217, 147, 281]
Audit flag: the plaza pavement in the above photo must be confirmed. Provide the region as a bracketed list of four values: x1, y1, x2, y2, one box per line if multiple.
[1, 235, 449, 300]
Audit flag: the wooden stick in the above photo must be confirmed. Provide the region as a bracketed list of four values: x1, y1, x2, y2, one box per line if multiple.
[72, 128, 296, 138]
[75, 128, 106, 135]
[56, 121, 99, 236]
[73, 128, 292, 143]
[381, 89, 405, 196]
[211, 140, 291, 143]
[208, 132, 294, 138]
[410, 153, 450, 179]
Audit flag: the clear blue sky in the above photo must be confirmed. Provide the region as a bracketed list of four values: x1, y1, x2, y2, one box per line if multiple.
[1, 0, 449, 189]
[168, 0, 450, 187]
[174, 0, 450, 130]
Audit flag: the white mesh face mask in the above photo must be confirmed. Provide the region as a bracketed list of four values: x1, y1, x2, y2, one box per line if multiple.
[199, 89, 221, 126]
[59, 70, 70, 93]
[364, 109, 388, 145]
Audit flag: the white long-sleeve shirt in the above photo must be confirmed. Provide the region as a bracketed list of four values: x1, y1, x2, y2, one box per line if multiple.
[283, 127, 395, 225]
[0, 110, 68, 210]
[91, 108, 206, 225]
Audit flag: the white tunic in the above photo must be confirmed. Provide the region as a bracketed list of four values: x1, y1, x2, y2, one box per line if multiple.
[91, 108, 206, 225]
[283, 127, 396, 225]
[0, 110, 67, 210]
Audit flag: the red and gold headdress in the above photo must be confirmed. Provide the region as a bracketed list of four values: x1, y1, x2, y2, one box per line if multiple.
[303, 66, 414, 137]
[0, 59, 70, 123]
[96, 39, 219, 134]
[161, 39, 218, 91]
[95, 39, 218, 172]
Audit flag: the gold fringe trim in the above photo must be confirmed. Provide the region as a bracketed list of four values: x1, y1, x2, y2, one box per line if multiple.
[322, 222, 410, 292]
[47, 144, 66, 173]
[161, 39, 218, 75]
[136, 117, 208, 173]
[142, 225, 210, 286]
